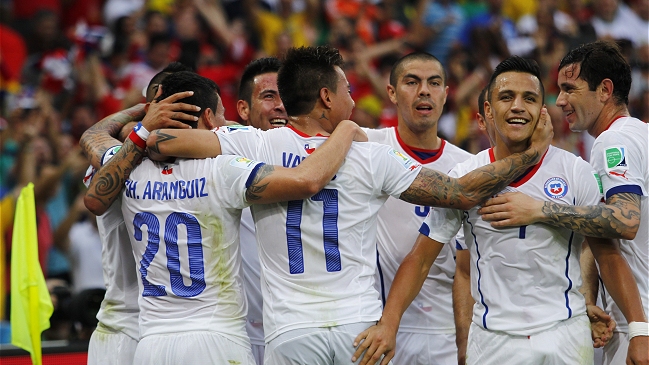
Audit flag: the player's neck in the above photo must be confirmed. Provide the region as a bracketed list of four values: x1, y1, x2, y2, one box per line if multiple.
[492, 140, 530, 161]
[396, 123, 442, 150]
[589, 103, 630, 138]
[288, 111, 332, 136]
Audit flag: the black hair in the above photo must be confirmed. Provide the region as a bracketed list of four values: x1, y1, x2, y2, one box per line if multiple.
[238, 57, 282, 104]
[157, 71, 219, 129]
[389, 52, 446, 87]
[478, 86, 488, 118]
[487, 56, 545, 103]
[145, 62, 194, 102]
[277, 46, 344, 116]
[558, 40, 631, 105]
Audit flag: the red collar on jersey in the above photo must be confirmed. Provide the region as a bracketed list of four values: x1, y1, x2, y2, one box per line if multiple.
[395, 127, 445, 164]
[602, 115, 626, 132]
[287, 123, 327, 138]
[489, 147, 548, 187]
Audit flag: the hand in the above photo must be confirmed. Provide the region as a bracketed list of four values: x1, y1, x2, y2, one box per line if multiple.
[338, 119, 368, 142]
[528, 106, 553, 160]
[351, 321, 396, 365]
[141, 87, 200, 131]
[627, 335, 649, 365]
[587, 304, 615, 348]
[478, 192, 545, 227]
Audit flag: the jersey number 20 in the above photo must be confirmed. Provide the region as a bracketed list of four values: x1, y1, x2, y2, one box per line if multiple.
[133, 212, 206, 297]
[286, 189, 341, 274]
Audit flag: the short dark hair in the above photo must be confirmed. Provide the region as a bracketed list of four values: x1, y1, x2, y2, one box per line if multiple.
[487, 56, 544, 103]
[478, 86, 488, 118]
[145, 62, 193, 102]
[277, 46, 344, 116]
[558, 40, 631, 105]
[389, 52, 446, 87]
[157, 71, 219, 129]
[238, 57, 282, 104]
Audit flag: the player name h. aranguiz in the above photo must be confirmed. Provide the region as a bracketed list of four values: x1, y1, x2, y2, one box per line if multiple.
[124, 177, 209, 200]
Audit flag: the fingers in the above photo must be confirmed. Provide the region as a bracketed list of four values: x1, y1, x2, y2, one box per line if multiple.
[380, 351, 394, 365]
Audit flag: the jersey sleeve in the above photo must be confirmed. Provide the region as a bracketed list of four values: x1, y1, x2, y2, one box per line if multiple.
[572, 157, 603, 207]
[419, 206, 463, 246]
[209, 155, 265, 209]
[370, 144, 423, 197]
[591, 130, 646, 200]
[212, 125, 262, 160]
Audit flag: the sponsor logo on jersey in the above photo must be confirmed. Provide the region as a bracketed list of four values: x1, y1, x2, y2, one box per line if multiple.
[605, 146, 627, 169]
[304, 142, 316, 154]
[388, 149, 421, 171]
[544, 177, 568, 199]
[161, 165, 173, 175]
[609, 170, 629, 180]
[230, 156, 258, 170]
[593, 173, 603, 194]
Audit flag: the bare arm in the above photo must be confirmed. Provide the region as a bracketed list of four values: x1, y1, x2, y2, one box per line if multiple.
[352, 233, 445, 365]
[453, 249, 473, 365]
[580, 241, 615, 348]
[479, 192, 641, 240]
[244, 120, 367, 204]
[147, 128, 222, 159]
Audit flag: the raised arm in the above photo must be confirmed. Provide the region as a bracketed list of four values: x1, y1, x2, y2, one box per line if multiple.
[243, 120, 367, 204]
[352, 233, 445, 365]
[147, 128, 223, 159]
[478, 191, 641, 240]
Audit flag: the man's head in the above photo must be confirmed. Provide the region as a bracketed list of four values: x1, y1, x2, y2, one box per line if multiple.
[237, 57, 288, 130]
[556, 41, 631, 134]
[485, 56, 544, 152]
[277, 46, 355, 128]
[157, 71, 224, 130]
[476, 86, 496, 146]
[145, 62, 193, 102]
[387, 52, 448, 134]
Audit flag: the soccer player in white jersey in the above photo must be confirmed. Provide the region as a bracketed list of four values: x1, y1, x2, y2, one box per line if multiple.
[357, 56, 645, 365]
[365, 52, 472, 365]
[144, 46, 553, 365]
[236, 57, 288, 365]
[85, 70, 367, 365]
[479, 41, 649, 364]
[81, 63, 195, 365]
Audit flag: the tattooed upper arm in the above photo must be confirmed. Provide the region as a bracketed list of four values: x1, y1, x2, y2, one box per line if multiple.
[399, 168, 464, 208]
[245, 164, 274, 202]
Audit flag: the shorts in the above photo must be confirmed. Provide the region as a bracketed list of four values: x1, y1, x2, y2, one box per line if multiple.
[251, 343, 265, 365]
[88, 325, 138, 365]
[393, 332, 456, 365]
[466, 314, 593, 365]
[602, 331, 629, 365]
[265, 322, 392, 365]
[133, 331, 256, 365]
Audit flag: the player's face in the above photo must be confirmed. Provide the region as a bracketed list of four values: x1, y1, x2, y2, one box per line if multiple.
[204, 92, 226, 129]
[246, 72, 288, 130]
[556, 63, 601, 134]
[329, 66, 355, 127]
[388, 59, 448, 134]
[486, 71, 542, 152]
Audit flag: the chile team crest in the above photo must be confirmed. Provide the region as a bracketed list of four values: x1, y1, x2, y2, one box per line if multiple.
[544, 177, 568, 199]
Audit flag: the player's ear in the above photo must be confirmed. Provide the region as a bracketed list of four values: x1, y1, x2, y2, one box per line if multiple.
[201, 108, 215, 130]
[320, 87, 332, 109]
[237, 100, 250, 122]
[484, 101, 493, 120]
[387, 85, 397, 105]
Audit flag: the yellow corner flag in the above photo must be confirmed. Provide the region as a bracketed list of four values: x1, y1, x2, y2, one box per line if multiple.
[10, 183, 53, 365]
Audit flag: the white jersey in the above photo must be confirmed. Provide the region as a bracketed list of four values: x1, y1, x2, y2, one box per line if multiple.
[366, 127, 472, 333]
[422, 146, 600, 335]
[214, 125, 422, 342]
[85, 146, 140, 341]
[120, 154, 263, 346]
[590, 116, 649, 333]
[240, 208, 264, 345]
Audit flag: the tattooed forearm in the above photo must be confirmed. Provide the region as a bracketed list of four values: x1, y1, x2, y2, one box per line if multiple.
[540, 192, 641, 239]
[245, 164, 274, 201]
[148, 130, 178, 155]
[400, 148, 541, 209]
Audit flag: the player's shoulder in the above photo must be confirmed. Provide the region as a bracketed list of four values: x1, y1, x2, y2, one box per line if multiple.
[596, 117, 648, 145]
[364, 126, 395, 143]
[441, 139, 473, 160]
[451, 148, 489, 175]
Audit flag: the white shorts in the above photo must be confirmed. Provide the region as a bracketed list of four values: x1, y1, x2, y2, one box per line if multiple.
[392, 332, 456, 365]
[88, 325, 138, 365]
[265, 322, 392, 365]
[602, 331, 629, 365]
[134, 331, 256, 365]
[466, 314, 593, 365]
[251, 343, 265, 365]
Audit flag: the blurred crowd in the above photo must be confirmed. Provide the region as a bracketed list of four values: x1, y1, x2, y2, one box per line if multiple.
[0, 0, 647, 342]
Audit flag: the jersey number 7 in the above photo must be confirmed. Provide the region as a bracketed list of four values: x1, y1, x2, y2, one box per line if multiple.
[286, 189, 342, 274]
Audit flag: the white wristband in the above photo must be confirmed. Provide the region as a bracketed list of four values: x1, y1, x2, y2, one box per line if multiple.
[134, 122, 150, 141]
[628, 321, 649, 338]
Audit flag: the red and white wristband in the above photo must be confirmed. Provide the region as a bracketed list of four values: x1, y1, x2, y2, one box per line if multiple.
[629, 321, 649, 339]
[128, 122, 150, 149]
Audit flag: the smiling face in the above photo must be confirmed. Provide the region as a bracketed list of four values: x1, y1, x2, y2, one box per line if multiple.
[388, 59, 448, 134]
[245, 72, 288, 130]
[556, 63, 602, 134]
[485, 71, 543, 154]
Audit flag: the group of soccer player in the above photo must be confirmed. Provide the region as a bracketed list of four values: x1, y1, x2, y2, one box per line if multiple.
[78, 39, 647, 365]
